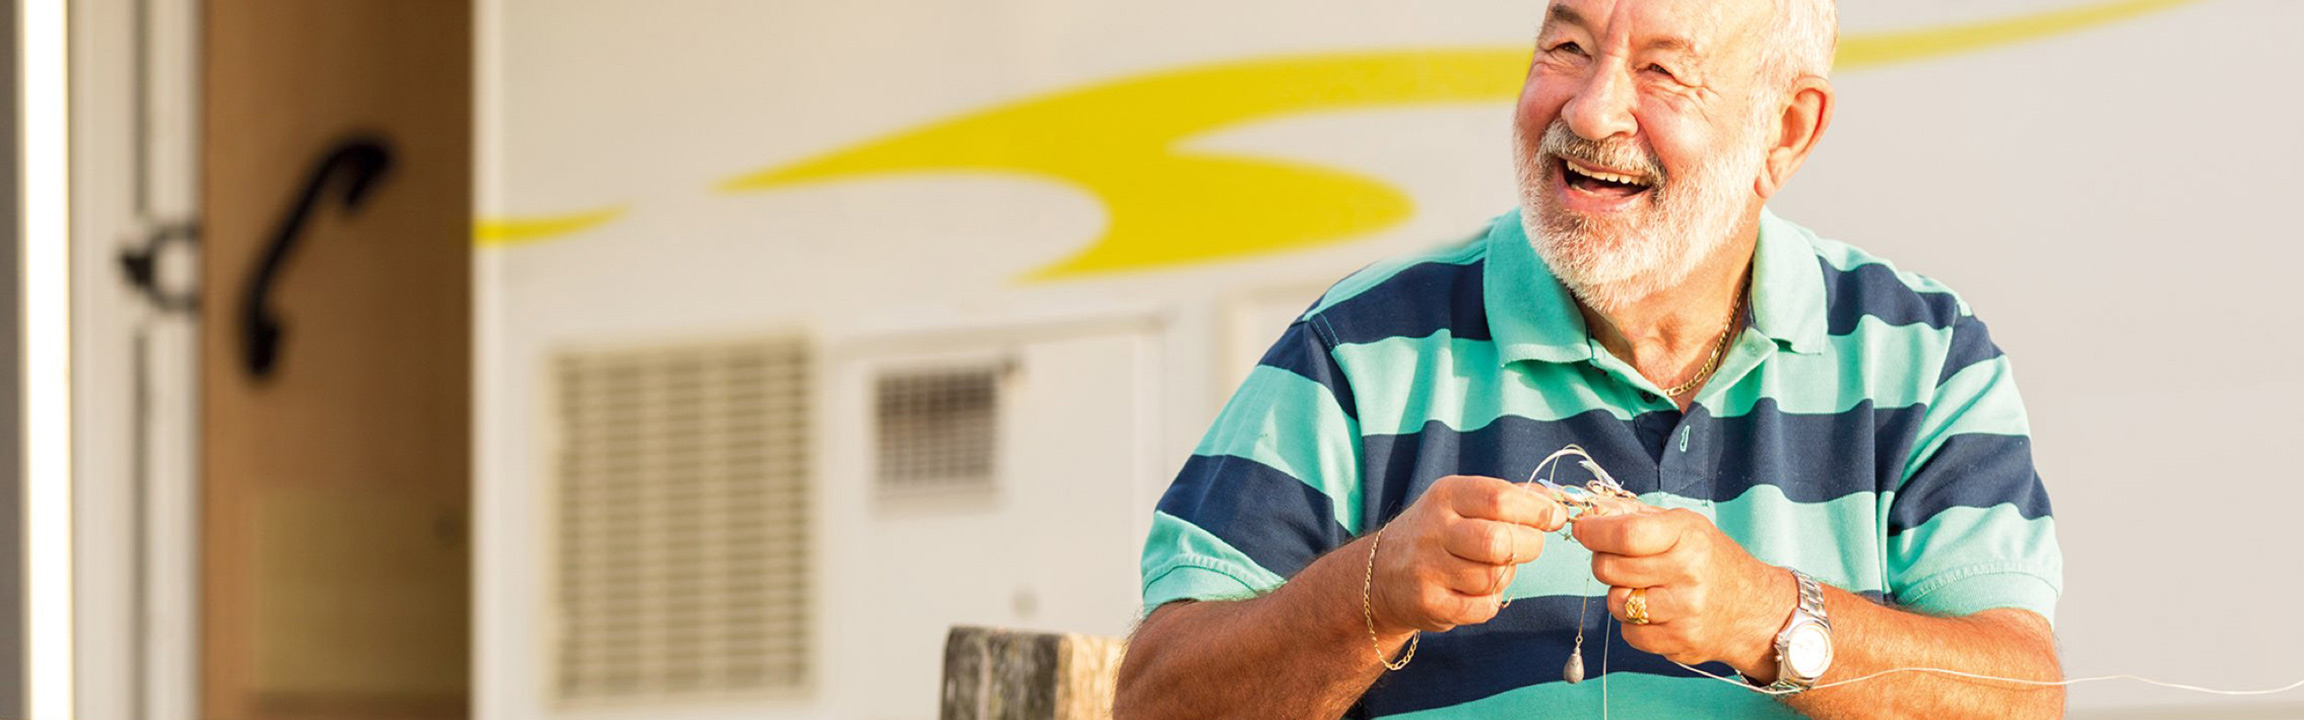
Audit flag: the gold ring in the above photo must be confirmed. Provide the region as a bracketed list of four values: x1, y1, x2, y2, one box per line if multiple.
[1626, 587, 1651, 625]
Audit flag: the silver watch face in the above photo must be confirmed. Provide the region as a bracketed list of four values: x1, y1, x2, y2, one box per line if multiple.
[1785, 623, 1833, 680]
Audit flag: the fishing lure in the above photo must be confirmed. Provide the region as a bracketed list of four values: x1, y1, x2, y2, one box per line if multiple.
[1516, 444, 1648, 685]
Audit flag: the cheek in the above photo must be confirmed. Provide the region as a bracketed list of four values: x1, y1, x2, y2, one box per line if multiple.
[1514, 78, 1573, 135]
[1630, 107, 1713, 176]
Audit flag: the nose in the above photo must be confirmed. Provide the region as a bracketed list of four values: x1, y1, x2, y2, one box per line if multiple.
[1560, 58, 1637, 143]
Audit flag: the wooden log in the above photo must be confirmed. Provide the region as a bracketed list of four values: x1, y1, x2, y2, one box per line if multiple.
[941, 626, 1127, 720]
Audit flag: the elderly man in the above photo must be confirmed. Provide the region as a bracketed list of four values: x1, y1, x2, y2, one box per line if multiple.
[1114, 0, 2063, 718]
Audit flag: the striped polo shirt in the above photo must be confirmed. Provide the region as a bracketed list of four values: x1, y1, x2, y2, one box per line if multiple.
[1139, 208, 2062, 719]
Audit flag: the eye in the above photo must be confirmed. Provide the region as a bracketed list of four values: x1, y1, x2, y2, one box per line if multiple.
[1644, 63, 1678, 80]
[1550, 41, 1588, 57]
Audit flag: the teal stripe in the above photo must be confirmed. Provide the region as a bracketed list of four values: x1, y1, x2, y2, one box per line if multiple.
[1808, 237, 1973, 317]
[1501, 485, 1891, 601]
[1705, 315, 1953, 418]
[1331, 334, 1639, 436]
[1902, 572, 2061, 625]
[1885, 505, 2061, 612]
[1192, 365, 1364, 533]
[1377, 668, 1796, 720]
[1301, 231, 1485, 320]
[1501, 518, 1601, 601]
[1680, 486, 1890, 594]
[1140, 510, 1287, 611]
[1902, 356, 2031, 482]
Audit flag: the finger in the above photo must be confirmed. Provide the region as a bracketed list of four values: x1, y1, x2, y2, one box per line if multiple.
[1583, 493, 1657, 518]
[1589, 551, 1680, 589]
[1573, 509, 1685, 556]
[1606, 584, 1673, 625]
[1507, 524, 1549, 565]
[1442, 587, 1507, 626]
[1436, 555, 1505, 596]
[1510, 484, 1572, 531]
[1446, 475, 1567, 530]
[1442, 518, 1551, 565]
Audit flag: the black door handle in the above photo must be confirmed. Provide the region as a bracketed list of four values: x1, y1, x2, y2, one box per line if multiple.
[240, 136, 394, 381]
[119, 220, 201, 313]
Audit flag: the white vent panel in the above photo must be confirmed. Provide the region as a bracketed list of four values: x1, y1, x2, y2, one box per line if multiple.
[874, 364, 1002, 496]
[551, 338, 811, 704]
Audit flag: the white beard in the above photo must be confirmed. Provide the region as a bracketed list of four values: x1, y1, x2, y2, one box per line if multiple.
[1513, 116, 1767, 313]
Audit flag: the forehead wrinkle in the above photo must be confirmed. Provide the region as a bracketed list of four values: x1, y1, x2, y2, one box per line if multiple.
[1545, 1, 1710, 60]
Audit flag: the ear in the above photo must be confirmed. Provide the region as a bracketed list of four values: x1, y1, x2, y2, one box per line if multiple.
[1754, 75, 1833, 199]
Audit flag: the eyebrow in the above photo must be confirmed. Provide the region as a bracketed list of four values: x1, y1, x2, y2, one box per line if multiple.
[1543, 3, 1587, 32]
[1643, 35, 1698, 56]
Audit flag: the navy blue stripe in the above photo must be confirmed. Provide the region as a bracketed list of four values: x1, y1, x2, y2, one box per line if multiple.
[1936, 314, 2007, 386]
[1155, 454, 1352, 581]
[1362, 409, 1662, 528]
[1256, 322, 1359, 420]
[1691, 397, 1924, 501]
[1361, 399, 1929, 513]
[1820, 258, 1962, 335]
[1315, 259, 1492, 347]
[1888, 433, 2051, 535]
[1356, 590, 1888, 715]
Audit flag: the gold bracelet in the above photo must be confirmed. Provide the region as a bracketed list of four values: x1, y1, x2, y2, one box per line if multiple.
[1363, 527, 1417, 671]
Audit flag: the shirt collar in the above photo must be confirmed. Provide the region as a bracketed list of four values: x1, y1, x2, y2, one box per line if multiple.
[1482, 210, 1595, 366]
[1481, 206, 1830, 368]
[1749, 207, 1830, 355]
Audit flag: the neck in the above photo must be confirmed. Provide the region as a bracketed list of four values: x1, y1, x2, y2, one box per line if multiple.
[1576, 216, 1759, 407]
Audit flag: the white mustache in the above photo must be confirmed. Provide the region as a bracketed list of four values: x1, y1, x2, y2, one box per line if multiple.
[1538, 120, 1666, 189]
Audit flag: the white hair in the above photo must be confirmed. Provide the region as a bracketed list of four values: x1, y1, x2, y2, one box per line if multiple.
[1760, 0, 1837, 84]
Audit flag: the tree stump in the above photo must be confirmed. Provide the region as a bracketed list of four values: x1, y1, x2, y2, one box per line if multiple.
[940, 626, 1126, 720]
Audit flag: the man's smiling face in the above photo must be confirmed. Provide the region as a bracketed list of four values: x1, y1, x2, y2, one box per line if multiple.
[1513, 0, 1781, 310]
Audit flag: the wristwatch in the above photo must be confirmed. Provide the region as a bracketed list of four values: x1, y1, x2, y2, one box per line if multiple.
[1756, 568, 1833, 696]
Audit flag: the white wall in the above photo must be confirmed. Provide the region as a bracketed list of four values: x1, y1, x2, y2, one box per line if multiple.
[1777, 2, 2304, 714]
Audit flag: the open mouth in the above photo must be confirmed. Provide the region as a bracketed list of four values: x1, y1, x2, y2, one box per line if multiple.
[1559, 158, 1653, 199]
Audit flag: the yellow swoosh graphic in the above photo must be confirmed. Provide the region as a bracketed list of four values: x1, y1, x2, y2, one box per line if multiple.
[1839, 0, 2200, 67]
[475, 206, 626, 248]
[723, 50, 1515, 279]
[489, 0, 2203, 278]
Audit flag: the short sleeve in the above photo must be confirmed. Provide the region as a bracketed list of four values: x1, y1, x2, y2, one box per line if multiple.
[1141, 321, 1366, 615]
[1885, 314, 2064, 624]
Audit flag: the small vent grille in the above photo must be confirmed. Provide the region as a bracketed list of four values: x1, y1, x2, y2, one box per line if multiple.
[874, 365, 1002, 495]
[551, 338, 811, 704]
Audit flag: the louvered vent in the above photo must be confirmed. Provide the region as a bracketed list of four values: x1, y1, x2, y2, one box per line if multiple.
[874, 364, 1003, 496]
[551, 338, 811, 704]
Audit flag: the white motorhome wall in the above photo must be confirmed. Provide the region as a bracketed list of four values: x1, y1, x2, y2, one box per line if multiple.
[476, 2, 2304, 719]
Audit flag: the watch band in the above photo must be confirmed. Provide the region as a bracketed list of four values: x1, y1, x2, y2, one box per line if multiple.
[1758, 569, 1831, 696]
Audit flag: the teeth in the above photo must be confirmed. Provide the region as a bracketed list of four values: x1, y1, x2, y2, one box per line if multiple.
[1568, 162, 1648, 187]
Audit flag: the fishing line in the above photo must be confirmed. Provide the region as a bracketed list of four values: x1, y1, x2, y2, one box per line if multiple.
[1672, 659, 2304, 697]
[1513, 444, 2304, 702]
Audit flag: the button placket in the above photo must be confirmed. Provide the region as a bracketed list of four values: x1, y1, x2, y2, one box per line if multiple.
[1657, 410, 1714, 498]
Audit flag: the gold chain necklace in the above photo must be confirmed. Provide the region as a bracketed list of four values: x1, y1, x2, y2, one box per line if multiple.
[1660, 278, 1747, 399]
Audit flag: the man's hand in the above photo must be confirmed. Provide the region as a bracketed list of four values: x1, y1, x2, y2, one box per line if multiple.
[1573, 506, 1794, 679]
[1367, 475, 1569, 635]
